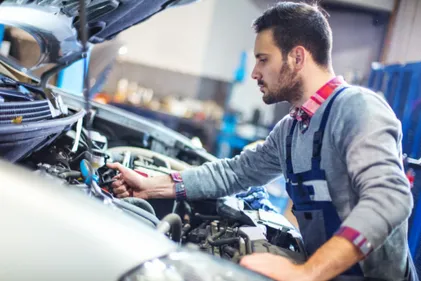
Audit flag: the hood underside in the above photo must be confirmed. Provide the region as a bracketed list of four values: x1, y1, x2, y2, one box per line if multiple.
[0, 0, 198, 69]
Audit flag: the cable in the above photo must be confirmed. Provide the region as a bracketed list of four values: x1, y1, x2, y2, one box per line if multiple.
[240, 198, 253, 210]
[70, 151, 92, 165]
[72, 117, 83, 152]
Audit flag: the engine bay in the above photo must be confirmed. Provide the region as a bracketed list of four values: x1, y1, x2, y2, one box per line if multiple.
[16, 118, 306, 265]
[0, 62, 307, 266]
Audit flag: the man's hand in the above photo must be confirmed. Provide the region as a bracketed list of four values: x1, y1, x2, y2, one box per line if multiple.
[240, 236, 365, 281]
[106, 162, 177, 199]
[107, 162, 144, 198]
[240, 253, 310, 281]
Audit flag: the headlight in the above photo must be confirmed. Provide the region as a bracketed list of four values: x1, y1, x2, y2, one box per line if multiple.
[120, 249, 272, 281]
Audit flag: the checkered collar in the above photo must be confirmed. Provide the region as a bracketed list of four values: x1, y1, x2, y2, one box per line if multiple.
[290, 76, 346, 125]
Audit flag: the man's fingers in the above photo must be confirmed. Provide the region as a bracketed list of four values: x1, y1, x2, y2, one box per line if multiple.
[111, 178, 125, 189]
[113, 184, 128, 195]
[107, 162, 125, 172]
[239, 254, 265, 268]
[112, 173, 122, 180]
[239, 255, 254, 268]
[116, 191, 130, 198]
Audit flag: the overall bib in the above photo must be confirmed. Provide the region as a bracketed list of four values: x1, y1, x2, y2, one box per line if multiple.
[285, 87, 419, 280]
[285, 87, 363, 278]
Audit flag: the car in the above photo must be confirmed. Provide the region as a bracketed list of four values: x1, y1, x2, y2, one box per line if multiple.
[0, 158, 276, 281]
[0, 1, 306, 280]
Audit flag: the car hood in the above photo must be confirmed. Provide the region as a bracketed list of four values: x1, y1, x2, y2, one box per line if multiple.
[0, 0, 216, 165]
[0, 0, 199, 70]
[0, 159, 178, 281]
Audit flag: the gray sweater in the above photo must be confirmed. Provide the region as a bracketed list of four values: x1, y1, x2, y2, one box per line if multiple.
[181, 86, 414, 280]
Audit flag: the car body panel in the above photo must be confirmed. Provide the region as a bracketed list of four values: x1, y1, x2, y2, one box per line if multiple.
[0, 159, 177, 281]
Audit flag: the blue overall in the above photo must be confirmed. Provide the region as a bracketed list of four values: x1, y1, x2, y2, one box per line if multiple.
[285, 87, 364, 277]
[286, 87, 419, 280]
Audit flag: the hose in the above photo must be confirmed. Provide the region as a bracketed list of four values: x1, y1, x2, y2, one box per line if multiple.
[207, 228, 226, 244]
[222, 245, 241, 263]
[121, 197, 156, 216]
[194, 213, 222, 221]
[156, 213, 182, 243]
[238, 229, 252, 255]
[113, 198, 160, 226]
[70, 151, 92, 165]
[207, 228, 240, 246]
[208, 237, 240, 247]
[58, 170, 82, 179]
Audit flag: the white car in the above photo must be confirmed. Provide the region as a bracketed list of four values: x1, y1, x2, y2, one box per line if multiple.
[1, 159, 277, 281]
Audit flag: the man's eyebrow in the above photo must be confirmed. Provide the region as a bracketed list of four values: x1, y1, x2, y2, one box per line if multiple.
[255, 53, 268, 59]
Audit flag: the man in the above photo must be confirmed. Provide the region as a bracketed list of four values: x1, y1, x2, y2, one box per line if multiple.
[107, 2, 418, 280]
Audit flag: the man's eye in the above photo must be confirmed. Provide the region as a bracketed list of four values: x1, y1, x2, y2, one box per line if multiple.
[260, 58, 267, 63]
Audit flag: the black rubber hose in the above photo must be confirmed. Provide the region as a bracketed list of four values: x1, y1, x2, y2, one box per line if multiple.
[207, 228, 240, 246]
[70, 151, 92, 164]
[194, 213, 222, 221]
[238, 230, 252, 254]
[222, 245, 241, 263]
[208, 237, 240, 247]
[207, 228, 226, 244]
[222, 245, 238, 256]
[121, 197, 156, 216]
[156, 213, 182, 243]
[113, 198, 160, 226]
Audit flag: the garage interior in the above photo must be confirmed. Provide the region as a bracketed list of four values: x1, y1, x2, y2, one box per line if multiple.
[1, 0, 421, 280]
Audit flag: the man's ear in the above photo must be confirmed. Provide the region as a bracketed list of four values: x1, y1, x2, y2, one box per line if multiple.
[289, 46, 306, 71]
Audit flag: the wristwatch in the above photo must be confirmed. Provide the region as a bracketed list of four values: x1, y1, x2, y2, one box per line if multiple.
[171, 172, 187, 201]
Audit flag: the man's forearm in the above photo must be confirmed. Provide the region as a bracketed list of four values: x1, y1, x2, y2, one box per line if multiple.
[301, 236, 364, 281]
[133, 175, 176, 199]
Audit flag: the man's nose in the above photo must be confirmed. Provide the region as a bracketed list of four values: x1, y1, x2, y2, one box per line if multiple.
[251, 66, 261, 80]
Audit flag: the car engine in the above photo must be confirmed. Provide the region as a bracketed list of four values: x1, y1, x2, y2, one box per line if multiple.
[16, 122, 305, 266]
[0, 67, 306, 267]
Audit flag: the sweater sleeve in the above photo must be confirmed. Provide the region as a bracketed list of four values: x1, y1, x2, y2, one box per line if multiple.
[333, 89, 413, 254]
[180, 121, 284, 200]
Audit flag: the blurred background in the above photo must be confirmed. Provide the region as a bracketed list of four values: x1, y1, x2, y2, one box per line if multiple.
[3, 0, 414, 158]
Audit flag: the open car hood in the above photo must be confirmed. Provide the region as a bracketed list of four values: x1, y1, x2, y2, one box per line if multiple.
[0, 0, 215, 165]
[0, 0, 198, 70]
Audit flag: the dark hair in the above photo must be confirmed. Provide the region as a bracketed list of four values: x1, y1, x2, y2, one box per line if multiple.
[252, 2, 332, 67]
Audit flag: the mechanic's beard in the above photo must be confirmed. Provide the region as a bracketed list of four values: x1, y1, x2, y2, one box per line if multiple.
[262, 63, 303, 105]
